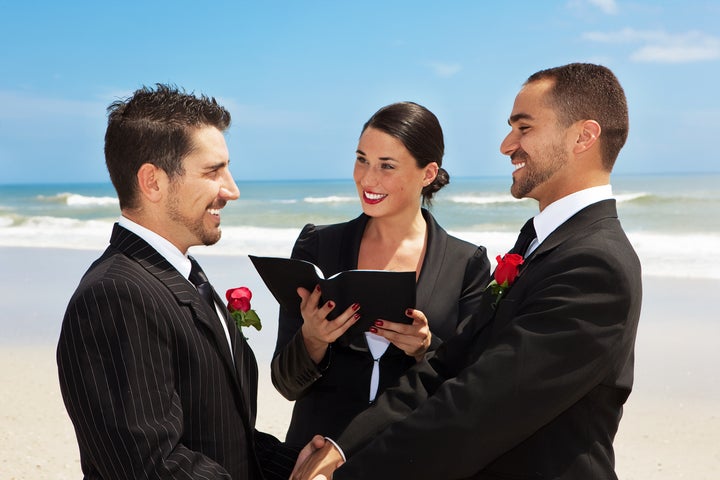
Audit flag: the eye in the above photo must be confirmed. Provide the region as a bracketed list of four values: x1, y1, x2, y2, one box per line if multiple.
[381, 162, 395, 170]
[356, 156, 367, 164]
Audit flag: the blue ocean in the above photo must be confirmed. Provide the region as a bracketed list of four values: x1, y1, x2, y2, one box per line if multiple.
[1, 173, 718, 279]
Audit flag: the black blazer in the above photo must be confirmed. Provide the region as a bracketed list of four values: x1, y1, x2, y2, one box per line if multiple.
[271, 209, 491, 445]
[57, 224, 295, 480]
[334, 200, 643, 479]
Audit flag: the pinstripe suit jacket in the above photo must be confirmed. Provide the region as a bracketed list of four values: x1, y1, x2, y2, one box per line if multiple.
[57, 224, 293, 479]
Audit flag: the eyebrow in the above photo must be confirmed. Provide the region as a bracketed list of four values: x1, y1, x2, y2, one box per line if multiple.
[508, 113, 534, 125]
[356, 149, 398, 162]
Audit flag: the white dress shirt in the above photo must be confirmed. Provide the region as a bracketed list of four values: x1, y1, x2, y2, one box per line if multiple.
[526, 185, 613, 256]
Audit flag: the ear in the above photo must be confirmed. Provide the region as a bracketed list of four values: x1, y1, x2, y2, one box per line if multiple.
[573, 120, 601, 154]
[422, 162, 439, 187]
[136, 163, 168, 203]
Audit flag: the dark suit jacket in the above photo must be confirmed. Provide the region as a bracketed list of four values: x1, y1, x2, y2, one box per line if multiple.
[271, 209, 491, 445]
[57, 224, 295, 480]
[333, 200, 642, 479]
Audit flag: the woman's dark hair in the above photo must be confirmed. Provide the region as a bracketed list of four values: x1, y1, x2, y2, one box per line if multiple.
[361, 101, 449, 206]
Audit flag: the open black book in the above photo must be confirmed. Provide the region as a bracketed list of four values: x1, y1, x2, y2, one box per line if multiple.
[248, 255, 416, 337]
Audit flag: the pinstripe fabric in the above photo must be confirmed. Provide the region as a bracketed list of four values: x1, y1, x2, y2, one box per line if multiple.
[57, 224, 296, 479]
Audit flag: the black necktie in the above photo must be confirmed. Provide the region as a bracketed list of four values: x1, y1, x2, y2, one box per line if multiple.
[188, 257, 214, 308]
[511, 218, 537, 257]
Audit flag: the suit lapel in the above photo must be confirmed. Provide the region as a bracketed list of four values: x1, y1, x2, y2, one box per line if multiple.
[415, 209, 444, 309]
[109, 224, 248, 408]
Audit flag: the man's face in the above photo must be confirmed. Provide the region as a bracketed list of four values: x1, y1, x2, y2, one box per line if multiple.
[500, 79, 573, 209]
[163, 126, 239, 252]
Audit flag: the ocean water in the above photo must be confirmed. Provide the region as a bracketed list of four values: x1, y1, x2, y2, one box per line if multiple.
[1, 173, 718, 279]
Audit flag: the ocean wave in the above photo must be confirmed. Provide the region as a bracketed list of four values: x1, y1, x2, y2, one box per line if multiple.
[2, 217, 719, 279]
[447, 195, 528, 205]
[614, 192, 651, 203]
[303, 196, 356, 204]
[37, 192, 119, 207]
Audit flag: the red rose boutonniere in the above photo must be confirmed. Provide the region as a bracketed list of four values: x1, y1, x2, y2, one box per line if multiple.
[486, 253, 524, 306]
[226, 287, 262, 331]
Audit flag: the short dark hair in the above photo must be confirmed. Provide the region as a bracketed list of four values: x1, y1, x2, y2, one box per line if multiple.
[527, 63, 629, 171]
[104, 84, 231, 209]
[361, 101, 449, 206]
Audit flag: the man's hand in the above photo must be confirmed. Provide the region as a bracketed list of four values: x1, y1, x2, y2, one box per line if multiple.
[291, 436, 344, 480]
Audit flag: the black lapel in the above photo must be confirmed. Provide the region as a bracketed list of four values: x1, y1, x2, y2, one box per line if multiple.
[110, 224, 244, 396]
[415, 208, 444, 310]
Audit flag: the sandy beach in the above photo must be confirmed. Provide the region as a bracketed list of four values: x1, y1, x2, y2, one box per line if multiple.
[1, 246, 718, 479]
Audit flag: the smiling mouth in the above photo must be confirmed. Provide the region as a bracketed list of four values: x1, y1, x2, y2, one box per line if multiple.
[363, 191, 387, 204]
[513, 162, 526, 172]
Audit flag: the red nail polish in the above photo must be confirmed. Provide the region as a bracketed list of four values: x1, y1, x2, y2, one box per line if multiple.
[375, 320, 383, 326]
[327, 301, 334, 308]
[405, 308, 413, 316]
[354, 313, 360, 320]
[352, 303, 360, 311]
[315, 285, 321, 293]
[369, 327, 377, 333]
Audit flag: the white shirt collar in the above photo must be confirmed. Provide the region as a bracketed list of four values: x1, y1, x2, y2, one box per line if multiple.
[532, 184, 613, 246]
[117, 216, 192, 279]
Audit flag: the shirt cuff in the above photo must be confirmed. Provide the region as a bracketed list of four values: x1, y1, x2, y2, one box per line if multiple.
[324, 437, 347, 462]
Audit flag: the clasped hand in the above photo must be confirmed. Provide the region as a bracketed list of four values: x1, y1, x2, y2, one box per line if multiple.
[290, 435, 344, 480]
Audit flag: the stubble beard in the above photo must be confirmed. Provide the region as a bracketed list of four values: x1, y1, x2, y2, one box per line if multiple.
[166, 193, 222, 247]
[510, 144, 568, 200]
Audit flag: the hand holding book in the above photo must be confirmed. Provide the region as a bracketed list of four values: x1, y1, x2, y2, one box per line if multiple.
[249, 255, 416, 339]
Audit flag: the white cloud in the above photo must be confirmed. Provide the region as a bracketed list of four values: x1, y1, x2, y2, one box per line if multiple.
[424, 61, 462, 78]
[583, 28, 720, 63]
[587, 0, 618, 15]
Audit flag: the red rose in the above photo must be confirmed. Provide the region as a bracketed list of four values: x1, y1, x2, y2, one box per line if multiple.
[225, 287, 262, 331]
[494, 253, 524, 287]
[226, 287, 252, 312]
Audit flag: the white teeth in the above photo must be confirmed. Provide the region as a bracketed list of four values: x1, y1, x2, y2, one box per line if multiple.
[208, 209, 220, 215]
[513, 162, 526, 171]
[364, 191, 387, 200]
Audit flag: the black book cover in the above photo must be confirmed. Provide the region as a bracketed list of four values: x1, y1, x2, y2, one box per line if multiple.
[249, 255, 416, 337]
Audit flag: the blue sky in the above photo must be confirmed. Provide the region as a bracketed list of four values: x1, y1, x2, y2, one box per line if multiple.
[1, 0, 718, 184]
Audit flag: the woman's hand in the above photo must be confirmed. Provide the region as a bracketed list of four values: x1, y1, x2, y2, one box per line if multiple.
[298, 285, 361, 364]
[370, 308, 432, 361]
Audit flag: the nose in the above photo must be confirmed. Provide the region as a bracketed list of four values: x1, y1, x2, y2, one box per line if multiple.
[500, 131, 517, 157]
[220, 170, 240, 201]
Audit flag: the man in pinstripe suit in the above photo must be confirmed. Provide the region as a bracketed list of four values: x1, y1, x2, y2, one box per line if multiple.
[57, 84, 295, 479]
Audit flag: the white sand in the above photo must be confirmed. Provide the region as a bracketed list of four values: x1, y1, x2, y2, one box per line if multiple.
[1, 247, 718, 479]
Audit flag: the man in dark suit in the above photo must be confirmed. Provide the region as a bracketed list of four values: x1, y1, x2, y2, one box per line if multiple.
[292, 63, 642, 479]
[57, 84, 295, 479]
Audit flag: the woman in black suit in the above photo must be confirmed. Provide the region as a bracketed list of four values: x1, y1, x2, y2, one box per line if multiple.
[271, 102, 491, 446]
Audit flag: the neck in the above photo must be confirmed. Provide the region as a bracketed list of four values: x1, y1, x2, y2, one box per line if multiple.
[364, 208, 427, 244]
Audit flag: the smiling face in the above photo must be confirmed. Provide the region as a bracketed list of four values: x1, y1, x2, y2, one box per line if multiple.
[353, 127, 437, 220]
[163, 126, 239, 252]
[500, 79, 576, 210]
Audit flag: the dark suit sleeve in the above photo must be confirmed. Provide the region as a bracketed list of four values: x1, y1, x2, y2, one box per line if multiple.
[271, 224, 327, 400]
[57, 277, 232, 479]
[334, 243, 638, 479]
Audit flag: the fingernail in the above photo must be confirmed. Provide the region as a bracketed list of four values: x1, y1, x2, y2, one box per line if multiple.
[353, 313, 360, 320]
[327, 301, 334, 308]
[315, 285, 321, 293]
[369, 327, 377, 333]
[405, 308, 413, 316]
[374, 320, 383, 326]
[352, 303, 360, 311]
